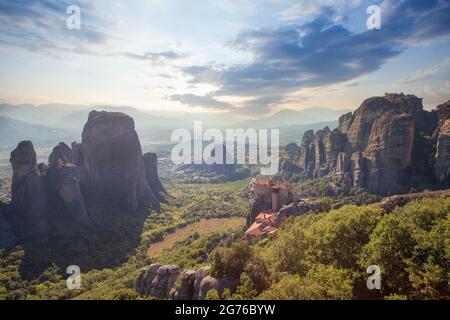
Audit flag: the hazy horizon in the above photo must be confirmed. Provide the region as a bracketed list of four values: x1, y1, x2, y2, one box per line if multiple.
[0, 0, 449, 120]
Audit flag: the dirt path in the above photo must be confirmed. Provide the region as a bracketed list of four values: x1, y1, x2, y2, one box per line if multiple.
[147, 217, 245, 257]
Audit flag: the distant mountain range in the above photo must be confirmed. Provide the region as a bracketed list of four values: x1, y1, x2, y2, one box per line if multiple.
[0, 103, 350, 148]
[0, 103, 89, 128]
[235, 107, 351, 129]
[0, 116, 78, 151]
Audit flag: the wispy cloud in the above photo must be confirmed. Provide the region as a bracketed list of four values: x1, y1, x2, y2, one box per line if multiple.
[397, 58, 450, 84]
[170, 93, 233, 110]
[0, 0, 109, 54]
[118, 51, 188, 65]
[0, 0, 187, 67]
[176, 0, 450, 114]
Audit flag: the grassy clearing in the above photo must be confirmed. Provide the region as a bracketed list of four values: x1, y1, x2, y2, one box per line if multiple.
[147, 217, 245, 258]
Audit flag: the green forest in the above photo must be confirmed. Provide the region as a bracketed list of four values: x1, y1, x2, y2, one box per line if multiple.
[1, 177, 448, 300]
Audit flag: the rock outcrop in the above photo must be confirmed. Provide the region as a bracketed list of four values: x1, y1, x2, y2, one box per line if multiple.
[435, 119, 450, 184]
[1, 111, 165, 248]
[135, 264, 231, 300]
[150, 265, 180, 298]
[82, 111, 158, 211]
[193, 266, 211, 299]
[379, 189, 450, 213]
[277, 199, 325, 223]
[143, 152, 166, 203]
[170, 269, 196, 300]
[47, 143, 90, 225]
[7, 141, 49, 241]
[282, 94, 450, 195]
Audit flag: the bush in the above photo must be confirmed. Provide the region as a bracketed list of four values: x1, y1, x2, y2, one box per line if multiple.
[258, 274, 304, 300]
[360, 198, 450, 299]
[259, 264, 353, 300]
[211, 240, 252, 280]
[265, 205, 383, 275]
[205, 289, 220, 300]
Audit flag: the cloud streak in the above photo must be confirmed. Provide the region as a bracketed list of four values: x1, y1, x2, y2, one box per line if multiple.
[0, 0, 108, 54]
[170, 94, 233, 110]
[177, 0, 450, 114]
[398, 58, 450, 84]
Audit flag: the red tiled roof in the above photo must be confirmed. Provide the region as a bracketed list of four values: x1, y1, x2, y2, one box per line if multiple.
[245, 222, 265, 236]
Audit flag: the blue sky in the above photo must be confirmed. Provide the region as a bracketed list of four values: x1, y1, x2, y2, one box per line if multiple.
[0, 0, 449, 117]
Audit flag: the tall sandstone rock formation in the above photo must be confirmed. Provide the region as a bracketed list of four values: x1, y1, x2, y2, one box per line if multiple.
[47, 142, 90, 225]
[435, 119, 450, 183]
[284, 94, 450, 195]
[81, 111, 159, 211]
[0, 111, 164, 247]
[8, 141, 49, 241]
[143, 152, 166, 202]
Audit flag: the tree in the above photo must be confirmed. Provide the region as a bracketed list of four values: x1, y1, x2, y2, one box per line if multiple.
[211, 240, 252, 280]
[360, 198, 450, 299]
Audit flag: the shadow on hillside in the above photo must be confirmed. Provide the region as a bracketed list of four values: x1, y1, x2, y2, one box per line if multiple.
[19, 203, 149, 280]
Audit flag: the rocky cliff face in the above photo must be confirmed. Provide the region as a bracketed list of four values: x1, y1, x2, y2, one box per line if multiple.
[282, 94, 450, 195]
[47, 142, 90, 225]
[7, 141, 49, 241]
[435, 119, 450, 184]
[143, 152, 166, 203]
[82, 111, 158, 211]
[0, 111, 165, 248]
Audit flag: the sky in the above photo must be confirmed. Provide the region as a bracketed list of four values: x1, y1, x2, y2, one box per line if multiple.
[0, 0, 449, 118]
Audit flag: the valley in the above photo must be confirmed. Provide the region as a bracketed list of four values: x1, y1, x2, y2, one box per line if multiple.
[1, 0, 449, 305]
[0, 94, 449, 301]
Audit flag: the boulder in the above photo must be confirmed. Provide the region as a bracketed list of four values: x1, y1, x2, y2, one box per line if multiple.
[140, 263, 161, 295]
[197, 276, 239, 300]
[193, 266, 211, 300]
[171, 269, 196, 300]
[150, 265, 180, 298]
[198, 276, 221, 300]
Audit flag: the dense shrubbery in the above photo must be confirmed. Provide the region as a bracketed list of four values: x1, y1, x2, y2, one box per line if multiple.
[211, 240, 252, 280]
[1, 174, 448, 300]
[206, 198, 449, 300]
[253, 198, 450, 300]
[360, 199, 450, 299]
